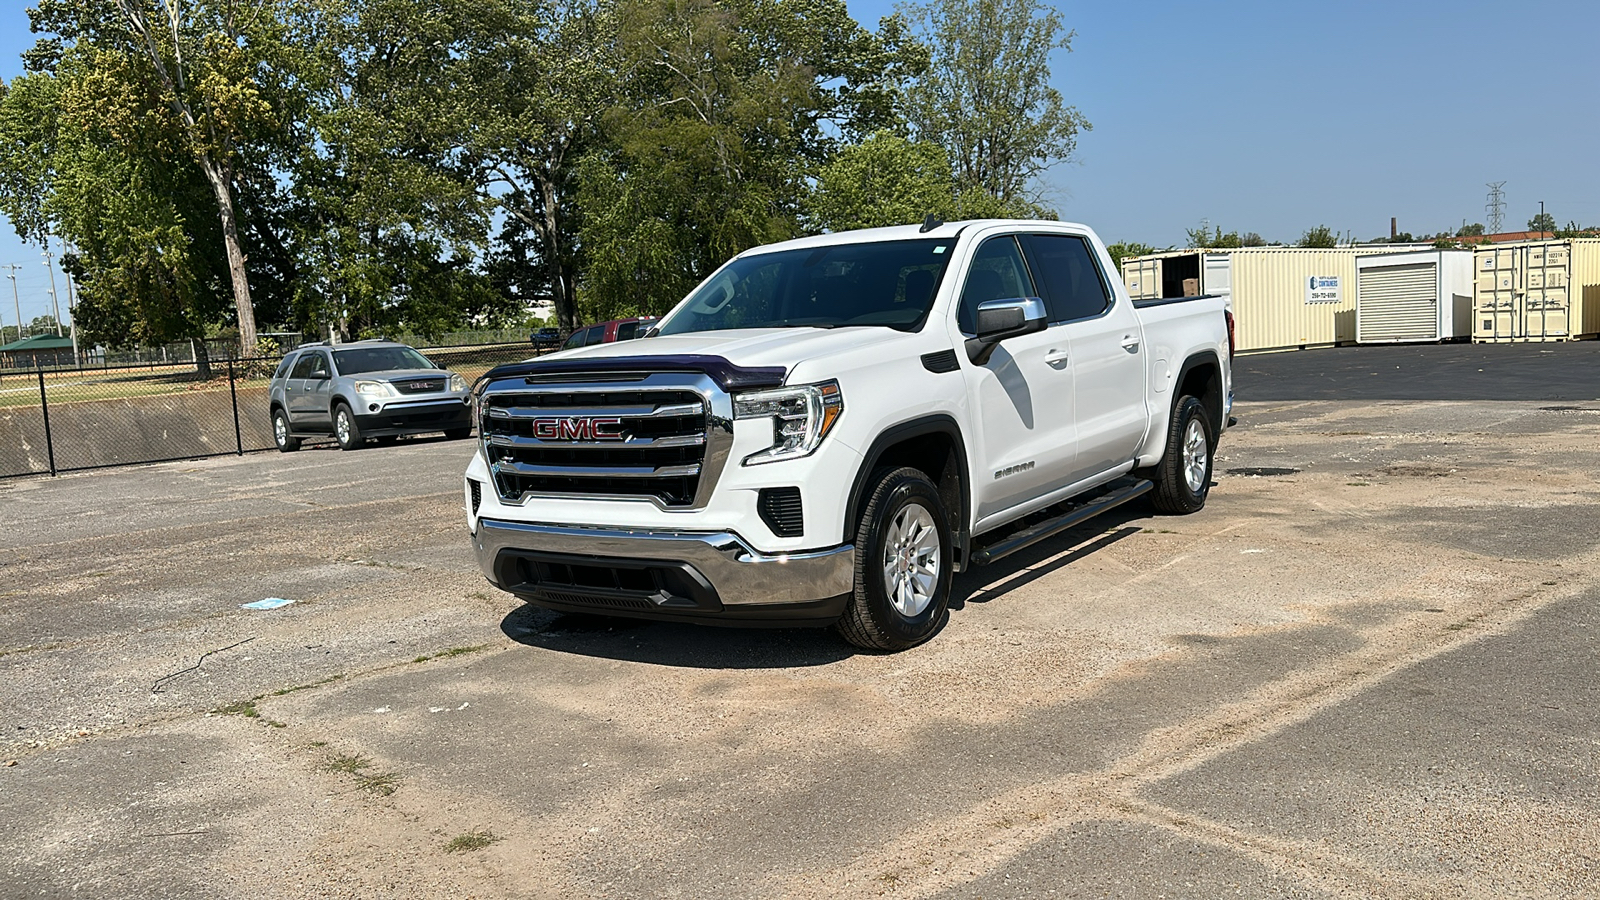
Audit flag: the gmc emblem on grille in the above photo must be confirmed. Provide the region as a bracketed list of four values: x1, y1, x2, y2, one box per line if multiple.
[532, 416, 626, 441]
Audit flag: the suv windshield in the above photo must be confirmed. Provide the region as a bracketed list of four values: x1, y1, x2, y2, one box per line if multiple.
[332, 346, 436, 375]
[657, 239, 954, 334]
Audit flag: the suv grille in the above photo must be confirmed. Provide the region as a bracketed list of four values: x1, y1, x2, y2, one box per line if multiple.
[479, 386, 710, 506]
[396, 378, 446, 394]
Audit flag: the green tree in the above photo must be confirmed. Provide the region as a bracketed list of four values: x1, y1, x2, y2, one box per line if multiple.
[1299, 225, 1337, 248]
[1104, 241, 1156, 269]
[283, 0, 497, 341]
[458, 0, 619, 331]
[903, 0, 1089, 214]
[578, 0, 921, 319]
[1186, 225, 1260, 249]
[810, 132, 957, 232]
[1456, 222, 1485, 237]
[1528, 212, 1556, 234]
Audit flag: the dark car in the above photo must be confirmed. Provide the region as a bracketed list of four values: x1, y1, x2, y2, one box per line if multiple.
[560, 317, 658, 351]
[267, 340, 473, 451]
[530, 327, 562, 348]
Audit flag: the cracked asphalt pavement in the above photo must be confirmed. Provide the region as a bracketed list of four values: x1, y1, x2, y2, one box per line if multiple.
[2, 347, 1596, 898]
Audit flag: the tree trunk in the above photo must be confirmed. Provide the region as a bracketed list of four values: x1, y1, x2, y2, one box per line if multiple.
[535, 175, 577, 331]
[194, 336, 212, 380]
[199, 157, 258, 358]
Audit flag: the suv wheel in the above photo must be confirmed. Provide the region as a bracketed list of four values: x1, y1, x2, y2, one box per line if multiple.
[333, 402, 364, 451]
[272, 408, 300, 452]
[836, 467, 953, 652]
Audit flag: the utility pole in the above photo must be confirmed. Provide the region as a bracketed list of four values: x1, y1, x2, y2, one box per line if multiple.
[41, 242, 62, 336]
[1539, 200, 1547, 237]
[2, 264, 21, 342]
[51, 236, 79, 363]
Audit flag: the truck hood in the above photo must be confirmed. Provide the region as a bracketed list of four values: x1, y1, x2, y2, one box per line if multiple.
[553, 327, 896, 371]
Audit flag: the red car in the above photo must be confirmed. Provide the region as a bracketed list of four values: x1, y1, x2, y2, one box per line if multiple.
[561, 316, 658, 350]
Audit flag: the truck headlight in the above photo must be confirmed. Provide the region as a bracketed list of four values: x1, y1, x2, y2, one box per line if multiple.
[448, 373, 467, 393]
[354, 380, 399, 398]
[733, 380, 843, 465]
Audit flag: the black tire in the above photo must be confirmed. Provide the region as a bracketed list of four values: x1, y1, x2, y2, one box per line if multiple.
[1143, 395, 1213, 515]
[444, 427, 472, 440]
[835, 467, 954, 652]
[272, 408, 300, 452]
[333, 403, 364, 451]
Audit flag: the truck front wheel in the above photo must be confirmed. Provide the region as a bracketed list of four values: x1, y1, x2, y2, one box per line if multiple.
[1145, 395, 1213, 514]
[836, 467, 953, 652]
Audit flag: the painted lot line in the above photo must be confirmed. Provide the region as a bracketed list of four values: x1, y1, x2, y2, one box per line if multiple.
[0, 399, 1596, 899]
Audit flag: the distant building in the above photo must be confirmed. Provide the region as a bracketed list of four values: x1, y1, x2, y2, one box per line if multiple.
[0, 334, 75, 369]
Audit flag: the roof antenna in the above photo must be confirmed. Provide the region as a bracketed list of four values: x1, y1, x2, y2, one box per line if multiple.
[919, 214, 943, 233]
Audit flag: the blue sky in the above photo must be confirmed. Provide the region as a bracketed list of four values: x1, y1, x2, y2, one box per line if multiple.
[3, 0, 1598, 331]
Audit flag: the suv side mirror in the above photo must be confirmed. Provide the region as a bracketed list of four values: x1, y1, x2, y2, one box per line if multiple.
[966, 297, 1047, 365]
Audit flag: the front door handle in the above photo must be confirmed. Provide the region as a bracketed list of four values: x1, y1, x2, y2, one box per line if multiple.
[1044, 349, 1069, 368]
[1121, 336, 1140, 353]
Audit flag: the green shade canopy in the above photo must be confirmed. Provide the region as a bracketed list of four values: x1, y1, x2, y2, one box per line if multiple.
[0, 333, 74, 352]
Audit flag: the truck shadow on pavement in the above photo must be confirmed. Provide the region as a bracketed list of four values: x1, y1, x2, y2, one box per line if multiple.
[495, 503, 1154, 667]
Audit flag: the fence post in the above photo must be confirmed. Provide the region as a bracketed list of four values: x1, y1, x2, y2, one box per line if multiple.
[37, 369, 56, 476]
[228, 357, 244, 455]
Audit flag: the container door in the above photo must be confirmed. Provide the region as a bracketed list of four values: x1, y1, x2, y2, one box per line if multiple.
[1358, 262, 1438, 342]
[1122, 258, 1160, 300]
[1525, 243, 1571, 339]
[1202, 254, 1232, 296]
[1474, 248, 1519, 340]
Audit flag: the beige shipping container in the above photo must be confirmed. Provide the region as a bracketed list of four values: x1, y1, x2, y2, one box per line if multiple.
[1225, 248, 1367, 352]
[1119, 250, 1233, 300]
[1473, 239, 1600, 341]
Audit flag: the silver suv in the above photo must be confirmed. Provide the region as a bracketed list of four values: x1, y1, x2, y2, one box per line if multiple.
[268, 340, 473, 451]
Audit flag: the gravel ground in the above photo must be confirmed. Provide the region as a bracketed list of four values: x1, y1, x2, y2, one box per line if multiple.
[1, 395, 1595, 899]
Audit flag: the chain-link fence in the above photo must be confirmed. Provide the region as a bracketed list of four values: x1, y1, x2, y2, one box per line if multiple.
[0, 341, 547, 479]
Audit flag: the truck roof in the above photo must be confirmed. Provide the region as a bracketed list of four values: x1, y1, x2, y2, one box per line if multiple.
[741, 219, 1091, 258]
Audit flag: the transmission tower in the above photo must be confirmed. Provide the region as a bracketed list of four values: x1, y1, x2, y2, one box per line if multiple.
[1485, 182, 1506, 234]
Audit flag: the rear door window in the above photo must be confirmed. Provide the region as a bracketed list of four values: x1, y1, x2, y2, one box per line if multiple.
[616, 321, 638, 341]
[1021, 234, 1113, 323]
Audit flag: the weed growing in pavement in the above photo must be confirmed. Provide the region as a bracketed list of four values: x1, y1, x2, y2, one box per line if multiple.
[444, 830, 502, 853]
[320, 753, 372, 774]
[356, 771, 400, 796]
[413, 644, 490, 663]
[214, 700, 260, 718]
[271, 674, 344, 696]
[320, 752, 400, 796]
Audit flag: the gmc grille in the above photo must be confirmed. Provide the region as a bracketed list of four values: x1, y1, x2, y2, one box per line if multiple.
[479, 382, 715, 507]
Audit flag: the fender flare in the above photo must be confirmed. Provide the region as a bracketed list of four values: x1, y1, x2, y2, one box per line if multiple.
[842, 413, 973, 568]
[1170, 350, 1223, 436]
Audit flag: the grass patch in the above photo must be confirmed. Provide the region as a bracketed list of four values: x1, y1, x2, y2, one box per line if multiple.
[356, 772, 400, 796]
[319, 752, 399, 795]
[271, 674, 344, 696]
[213, 699, 286, 728]
[214, 700, 261, 719]
[320, 753, 372, 774]
[414, 644, 490, 663]
[443, 830, 502, 853]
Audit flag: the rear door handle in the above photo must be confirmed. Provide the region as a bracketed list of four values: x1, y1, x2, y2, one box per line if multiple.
[1121, 336, 1140, 353]
[1044, 349, 1069, 368]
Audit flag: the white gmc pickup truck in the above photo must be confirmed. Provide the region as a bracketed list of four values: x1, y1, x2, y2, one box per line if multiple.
[465, 219, 1234, 650]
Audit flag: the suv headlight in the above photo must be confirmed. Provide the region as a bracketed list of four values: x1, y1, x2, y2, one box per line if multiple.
[354, 380, 399, 398]
[733, 380, 843, 465]
[448, 373, 467, 393]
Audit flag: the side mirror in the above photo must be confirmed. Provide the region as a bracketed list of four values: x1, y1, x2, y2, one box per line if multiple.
[966, 297, 1047, 365]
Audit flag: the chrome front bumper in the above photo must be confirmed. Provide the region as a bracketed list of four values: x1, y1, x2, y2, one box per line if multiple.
[472, 518, 855, 614]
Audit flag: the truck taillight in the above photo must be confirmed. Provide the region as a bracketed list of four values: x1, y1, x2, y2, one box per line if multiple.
[1224, 310, 1236, 360]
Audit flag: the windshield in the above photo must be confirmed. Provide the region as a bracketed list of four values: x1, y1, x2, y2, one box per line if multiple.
[657, 238, 955, 334]
[332, 346, 436, 375]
